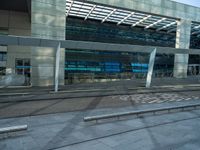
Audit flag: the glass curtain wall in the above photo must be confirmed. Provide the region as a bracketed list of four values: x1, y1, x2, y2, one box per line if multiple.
[66, 18, 176, 47]
[0, 28, 8, 76]
[188, 55, 200, 76]
[65, 49, 174, 84]
[65, 18, 176, 84]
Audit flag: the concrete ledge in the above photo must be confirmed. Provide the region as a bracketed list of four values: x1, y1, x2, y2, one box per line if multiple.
[0, 125, 28, 134]
[0, 86, 31, 88]
[84, 103, 200, 122]
[0, 93, 29, 96]
[49, 88, 114, 94]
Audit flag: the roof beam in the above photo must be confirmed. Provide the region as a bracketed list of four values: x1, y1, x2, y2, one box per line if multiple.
[156, 21, 177, 32]
[117, 12, 135, 26]
[101, 9, 116, 23]
[66, 0, 74, 17]
[84, 5, 96, 20]
[193, 25, 200, 30]
[2, 35, 200, 55]
[192, 30, 200, 35]
[132, 15, 152, 27]
[191, 25, 200, 35]
[167, 28, 176, 33]
[145, 18, 166, 29]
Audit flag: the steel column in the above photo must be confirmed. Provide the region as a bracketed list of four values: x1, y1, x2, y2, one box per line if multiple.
[146, 48, 157, 88]
[54, 42, 61, 92]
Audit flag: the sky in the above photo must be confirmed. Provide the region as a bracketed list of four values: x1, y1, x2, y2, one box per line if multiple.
[172, 0, 200, 7]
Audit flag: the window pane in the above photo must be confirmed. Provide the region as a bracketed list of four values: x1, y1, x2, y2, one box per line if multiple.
[24, 69, 30, 75]
[0, 53, 2, 61]
[0, 67, 6, 75]
[16, 59, 23, 66]
[16, 69, 23, 75]
[2, 53, 6, 61]
[24, 59, 30, 66]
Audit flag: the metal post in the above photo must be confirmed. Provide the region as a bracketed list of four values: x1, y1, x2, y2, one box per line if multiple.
[54, 42, 61, 92]
[146, 48, 156, 88]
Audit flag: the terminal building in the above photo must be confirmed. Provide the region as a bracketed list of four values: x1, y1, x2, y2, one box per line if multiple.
[0, 0, 200, 86]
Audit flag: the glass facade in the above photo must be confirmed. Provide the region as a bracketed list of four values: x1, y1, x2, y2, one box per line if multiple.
[0, 29, 8, 75]
[66, 17, 176, 47]
[0, 52, 6, 61]
[188, 55, 200, 75]
[15, 58, 31, 76]
[0, 52, 6, 75]
[65, 17, 199, 83]
[190, 36, 200, 49]
[65, 49, 174, 84]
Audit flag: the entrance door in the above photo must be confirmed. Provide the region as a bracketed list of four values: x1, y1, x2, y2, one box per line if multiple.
[15, 58, 31, 85]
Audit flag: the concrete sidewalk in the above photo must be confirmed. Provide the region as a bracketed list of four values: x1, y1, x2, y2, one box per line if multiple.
[0, 77, 200, 95]
[1, 100, 200, 150]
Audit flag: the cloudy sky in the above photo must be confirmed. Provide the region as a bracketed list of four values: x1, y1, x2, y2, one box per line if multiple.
[172, 0, 200, 7]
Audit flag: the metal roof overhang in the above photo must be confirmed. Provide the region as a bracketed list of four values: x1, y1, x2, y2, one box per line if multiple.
[0, 35, 199, 55]
[66, 0, 200, 37]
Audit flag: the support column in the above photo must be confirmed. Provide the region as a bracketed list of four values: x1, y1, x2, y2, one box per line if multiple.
[146, 48, 156, 88]
[54, 42, 61, 92]
[174, 20, 191, 78]
[31, 0, 66, 86]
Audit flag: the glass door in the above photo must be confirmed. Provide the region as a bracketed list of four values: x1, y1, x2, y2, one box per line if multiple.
[15, 58, 31, 85]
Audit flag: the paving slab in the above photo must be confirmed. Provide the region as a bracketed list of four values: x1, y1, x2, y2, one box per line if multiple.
[1, 100, 200, 150]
